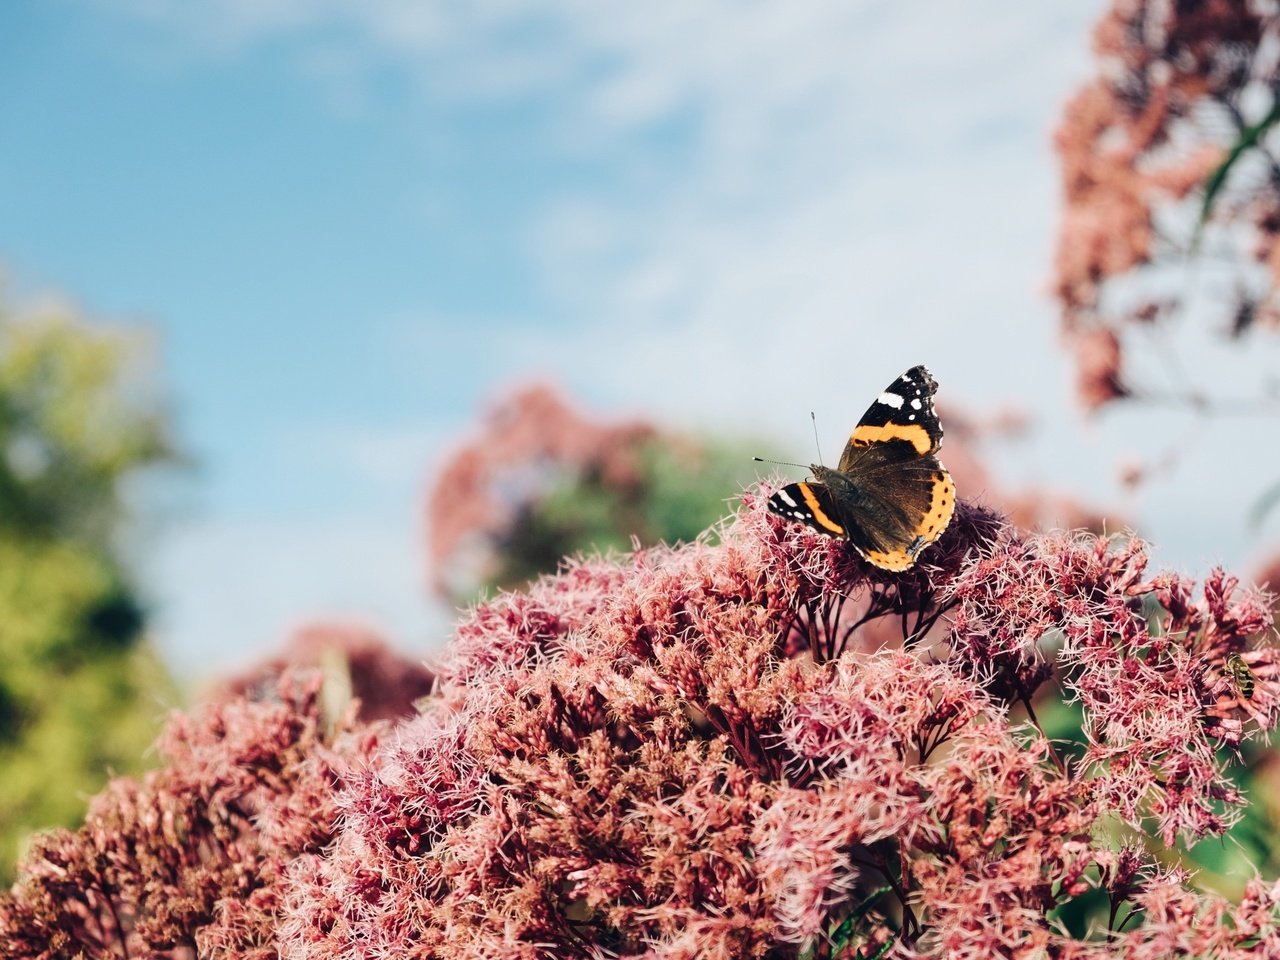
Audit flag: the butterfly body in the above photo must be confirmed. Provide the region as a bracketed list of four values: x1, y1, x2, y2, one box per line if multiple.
[767, 365, 955, 571]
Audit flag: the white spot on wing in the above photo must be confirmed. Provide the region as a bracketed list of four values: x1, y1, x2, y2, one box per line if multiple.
[877, 391, 905, 409]
[776, 489, 798, 507]
[910, 397, 922, 410]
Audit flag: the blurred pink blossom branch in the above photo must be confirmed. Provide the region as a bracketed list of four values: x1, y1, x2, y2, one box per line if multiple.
[1055, 0, 1280, 414]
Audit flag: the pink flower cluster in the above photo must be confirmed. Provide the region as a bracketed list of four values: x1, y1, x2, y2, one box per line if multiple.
[0, 672, 385, 959]
[425, 383, 658, 599]
[1055, 0, 1280, 410]
[947, 529, 1277, 844]
[213, 621, 436, 723]
[4, 491, 1279, 958]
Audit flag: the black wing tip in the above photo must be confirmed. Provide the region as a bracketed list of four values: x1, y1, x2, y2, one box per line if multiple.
[904, 364, 937, 390]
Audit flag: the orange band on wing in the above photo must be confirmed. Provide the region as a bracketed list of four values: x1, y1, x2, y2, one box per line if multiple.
[862, 469, 955, 572]
[864, 548, 914, 571]
[798, 482, 845, 536]
[849, 423, 933, 455]
[919, 469, 956, 542]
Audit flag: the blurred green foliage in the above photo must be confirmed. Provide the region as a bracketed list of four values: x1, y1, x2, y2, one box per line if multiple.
[485, 436, 762, 598]
[0, 291, 176, 880]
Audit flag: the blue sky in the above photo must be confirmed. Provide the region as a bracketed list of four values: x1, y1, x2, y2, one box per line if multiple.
[3, 1, 583, 512]
[4, 0, 1278, 677]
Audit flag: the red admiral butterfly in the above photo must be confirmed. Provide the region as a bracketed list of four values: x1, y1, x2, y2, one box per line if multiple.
[767, 365, 955, 570]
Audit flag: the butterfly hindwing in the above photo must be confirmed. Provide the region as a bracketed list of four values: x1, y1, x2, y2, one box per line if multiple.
[839, 456, 955, 571]
[767, 364, 956, 571]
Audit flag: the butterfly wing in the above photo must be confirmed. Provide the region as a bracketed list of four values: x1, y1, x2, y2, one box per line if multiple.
[837, 365, 943, 473]
[770, 454, 956, 572]
[828, 454, 955, 571]
[768, 481, 848, 537]
[834, 365, 953, 570]
[766, 365, 955, 571]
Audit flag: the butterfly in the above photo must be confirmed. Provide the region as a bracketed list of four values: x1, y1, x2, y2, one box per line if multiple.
[767, 365, 955, 571]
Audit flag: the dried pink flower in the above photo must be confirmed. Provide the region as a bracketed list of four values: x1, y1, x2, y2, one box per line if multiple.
[1055, 0, 1280, 410]
[272, 491, 1280, 957]
[0, 672, 383, 959]
[1072, 327, 1129, 414]
[214, 621, 435, 723]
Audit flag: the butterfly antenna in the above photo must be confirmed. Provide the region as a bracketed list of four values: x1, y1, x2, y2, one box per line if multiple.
[753, 456, 810, 469]
[811, 411, 824, 464]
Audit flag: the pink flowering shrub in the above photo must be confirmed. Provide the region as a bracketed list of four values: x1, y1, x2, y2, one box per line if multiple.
[288, 493, 1279, 957]
[5, 490, 1280, 958]
[425, 382, 758, 604]
[1055, 0, 1280, 411]
[0, 672, 385, 959]
[214, 622, 436, 723]
[425, 383, 658, 600]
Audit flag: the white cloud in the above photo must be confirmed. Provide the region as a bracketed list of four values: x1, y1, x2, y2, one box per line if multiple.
[142, 512, 448, 680]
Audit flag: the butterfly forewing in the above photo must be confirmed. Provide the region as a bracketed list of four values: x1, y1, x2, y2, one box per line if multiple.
[837, 365, 943, 473]
[769, 481, 848, 538]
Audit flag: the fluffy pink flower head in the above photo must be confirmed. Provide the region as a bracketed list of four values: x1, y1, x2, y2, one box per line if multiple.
[4, 483, 1277, 958]
[0, 671, 387, 960]
[215, 621, 436, 723]
[274, 487, 1280, 958]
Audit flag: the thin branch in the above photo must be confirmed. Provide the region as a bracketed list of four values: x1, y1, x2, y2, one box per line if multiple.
[1020, 693, 1068, 778]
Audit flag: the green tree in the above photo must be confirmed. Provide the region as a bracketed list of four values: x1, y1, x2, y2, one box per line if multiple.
[0, 287, 176, 879]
